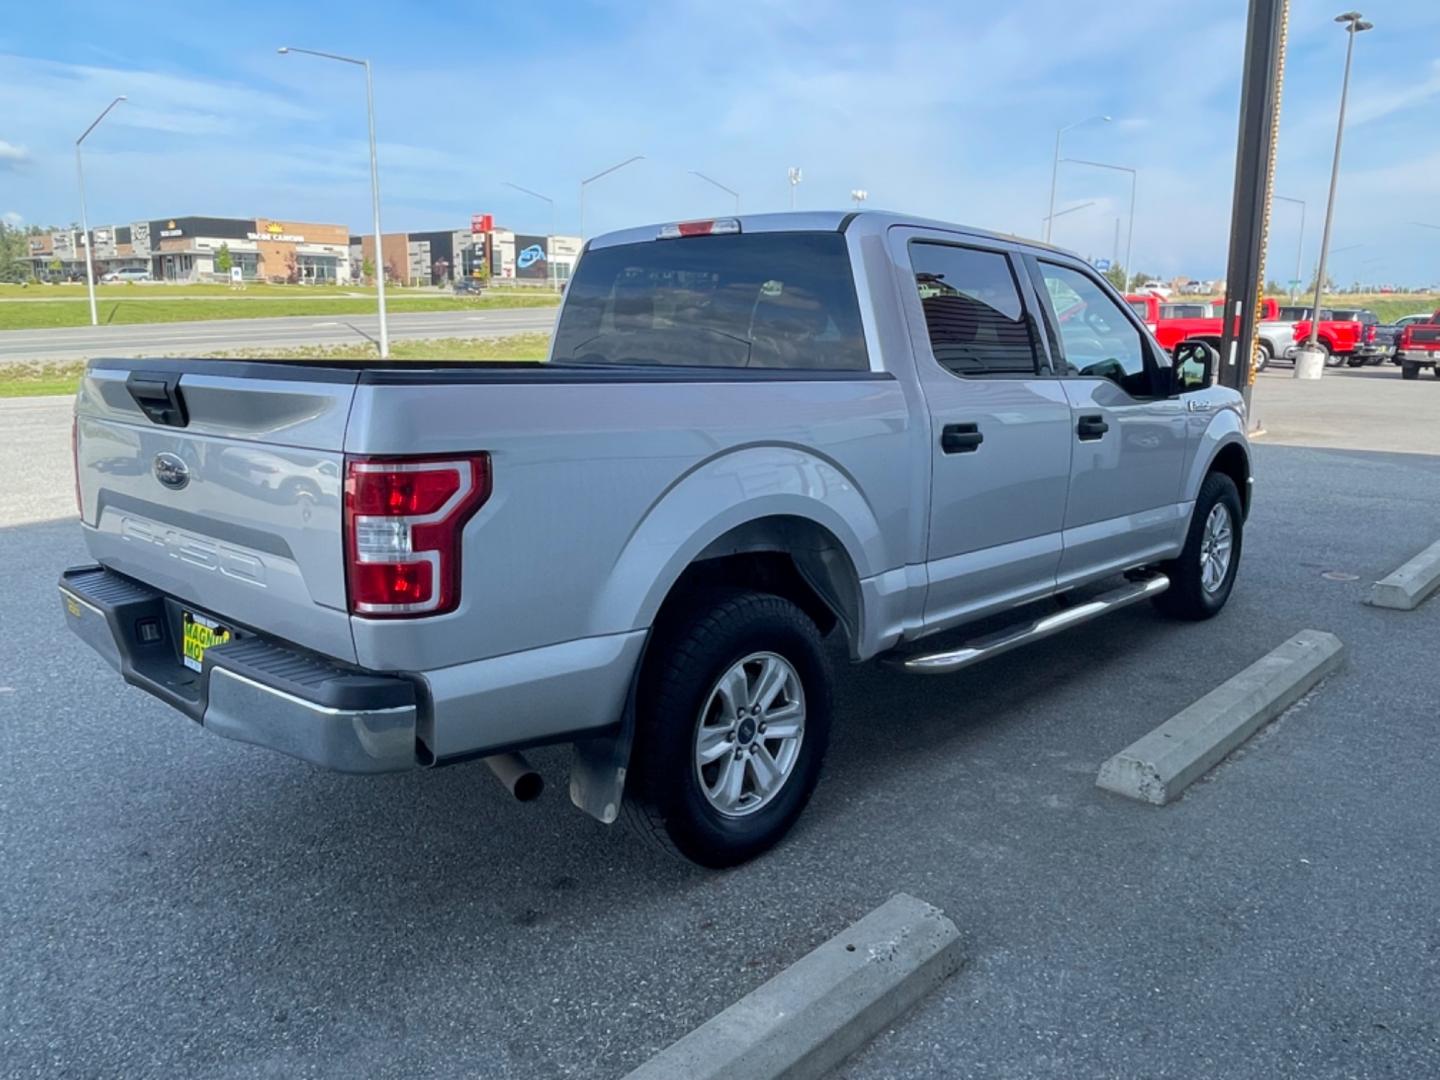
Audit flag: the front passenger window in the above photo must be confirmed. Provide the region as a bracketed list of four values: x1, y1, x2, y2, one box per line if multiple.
[1039, 263, 1152, 396]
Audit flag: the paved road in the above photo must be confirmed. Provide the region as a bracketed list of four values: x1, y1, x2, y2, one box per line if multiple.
[3, 380, 1439, 1078]
[0, 307, 558, 362]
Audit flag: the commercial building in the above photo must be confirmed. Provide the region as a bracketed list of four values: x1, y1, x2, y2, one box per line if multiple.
[352, 222, 581, 287]
[26, 215, 353, 283]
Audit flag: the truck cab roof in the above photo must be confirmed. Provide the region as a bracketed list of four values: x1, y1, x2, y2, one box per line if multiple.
[587, 209, 1079, 260]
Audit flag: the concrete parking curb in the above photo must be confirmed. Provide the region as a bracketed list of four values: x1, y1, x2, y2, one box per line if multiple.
[622, 893, 963, 1080]
[1368, 540, 1440, 610]
[1096, 629, 1345, 805]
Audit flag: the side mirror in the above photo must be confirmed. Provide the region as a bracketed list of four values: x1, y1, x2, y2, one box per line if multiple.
[1171, 340, 1218, 393]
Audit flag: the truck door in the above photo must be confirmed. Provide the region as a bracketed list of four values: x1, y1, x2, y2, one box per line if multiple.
[1025, 257, 1189, 586]
[892, 230, 1073, 631]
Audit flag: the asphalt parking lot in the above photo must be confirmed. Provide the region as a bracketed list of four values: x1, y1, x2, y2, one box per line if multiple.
[3, 366, 1438, 1079]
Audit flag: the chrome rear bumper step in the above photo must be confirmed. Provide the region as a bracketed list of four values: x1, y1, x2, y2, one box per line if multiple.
[895, 574, 1170, 675]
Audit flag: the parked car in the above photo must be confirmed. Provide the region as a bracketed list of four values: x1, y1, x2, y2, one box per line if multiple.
[100, 267, 153, 283]
[1289, 308, 1387, 367]
[1392, 311, 1440, 380]
[1257, 305, 1331, 369]
[60, 211, 1251, 867]
[453, 277, 485, 295]
[1384, 314, 1435, 363]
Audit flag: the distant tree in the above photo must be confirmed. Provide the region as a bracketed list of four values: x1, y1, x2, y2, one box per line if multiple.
[1103, 264, 1127, 290]
[215, 243, 233, 275]
[0, 222, 26, 282]
[1132, 271, 1158, 286]
[1305, 270, 1336, 294]
[1264, 278, 1283, 295]
[48, 257, 63, 277]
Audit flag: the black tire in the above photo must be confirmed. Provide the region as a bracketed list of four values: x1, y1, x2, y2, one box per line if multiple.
[1432, 366, 1440, 380]
[1346, 356, 1365, 368]
[1153, 472, 1243, 621]
[1402, 362, 1420, 381]
[624, 589, 832, 868]
[1256, 341, 1272, 371]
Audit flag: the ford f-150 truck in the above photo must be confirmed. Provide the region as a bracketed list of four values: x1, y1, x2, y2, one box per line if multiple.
[61, 211, 1251, 867]
[1393, 310, 1440, 379]
[1289, 308, 1387, 366]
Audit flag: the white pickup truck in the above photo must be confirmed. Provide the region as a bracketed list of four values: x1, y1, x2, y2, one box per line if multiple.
[61, 211, 1251, 866]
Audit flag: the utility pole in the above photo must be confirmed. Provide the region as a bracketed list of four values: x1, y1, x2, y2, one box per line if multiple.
[76, 96, 127, 326]
[787, 167, 802, 210]
[1217, 0, 1288, 407]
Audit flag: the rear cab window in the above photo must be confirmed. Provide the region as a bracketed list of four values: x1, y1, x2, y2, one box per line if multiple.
[907, 242, 1040, 377]
[551, 232, 869, 371]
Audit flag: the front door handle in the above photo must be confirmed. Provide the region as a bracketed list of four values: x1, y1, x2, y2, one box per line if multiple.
[1076, 414, 1109, 441]
[941, 422, 984, 454]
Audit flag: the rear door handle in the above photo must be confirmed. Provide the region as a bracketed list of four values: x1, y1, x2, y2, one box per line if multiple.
[941, 422, 984, 454]
[1076, 415, 1109, 441]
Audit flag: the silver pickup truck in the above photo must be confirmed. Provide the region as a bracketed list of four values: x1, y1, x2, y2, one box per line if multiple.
[61, 211, 1250, 866]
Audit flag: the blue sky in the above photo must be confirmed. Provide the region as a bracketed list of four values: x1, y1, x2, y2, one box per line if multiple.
[2, 0, 1437, 284]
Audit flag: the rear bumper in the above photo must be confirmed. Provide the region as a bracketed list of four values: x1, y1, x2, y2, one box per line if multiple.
[1394, 350, 1439, 363]
[59, 565, 419, 773]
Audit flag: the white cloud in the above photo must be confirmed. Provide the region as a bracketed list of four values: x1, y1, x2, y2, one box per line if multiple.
[0, 139, 30, 168]
[2, 210, 21, 226]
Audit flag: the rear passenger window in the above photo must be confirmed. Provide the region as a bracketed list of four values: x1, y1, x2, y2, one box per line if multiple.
[909, 243, 1039, 376]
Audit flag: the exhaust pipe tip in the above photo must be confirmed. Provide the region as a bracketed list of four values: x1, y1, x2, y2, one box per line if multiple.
[484, 752, 544, 802]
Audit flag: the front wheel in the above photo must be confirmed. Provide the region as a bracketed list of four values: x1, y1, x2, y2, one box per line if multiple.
[1256, 341, 1273, 371]
[625, 589, 832, 867]
[1346, 356, 1366, 368]
[1154, 472, 1243, 621]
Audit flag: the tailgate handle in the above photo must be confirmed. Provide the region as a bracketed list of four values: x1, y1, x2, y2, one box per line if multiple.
[125, 373, 189, 428]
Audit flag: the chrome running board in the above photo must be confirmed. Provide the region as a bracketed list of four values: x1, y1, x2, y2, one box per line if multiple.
[895, 574, 1170, 675]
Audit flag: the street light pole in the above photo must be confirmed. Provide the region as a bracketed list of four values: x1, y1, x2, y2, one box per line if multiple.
[1305, 12, 1372, 353]
[278, 46, 389, 357]
[579, 156, 644, 240]
[689, 171, 740, 214]
[850, 189, 869, 209]
[787, 167, 802, 210]
[1039, 200, 1096, 235]
[1275, 195, 1306, 301]
[1061, 157, 1136, 290]
[1046, 115, 1110, 244]
[76, 96, 127, 327]
[504, 182, 557, 286]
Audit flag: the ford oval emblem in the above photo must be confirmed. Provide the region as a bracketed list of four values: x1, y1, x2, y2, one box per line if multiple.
[153, 452, 190, 491]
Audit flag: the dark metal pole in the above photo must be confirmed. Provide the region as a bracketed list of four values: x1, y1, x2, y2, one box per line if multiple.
[1218, 0, 1287, 409]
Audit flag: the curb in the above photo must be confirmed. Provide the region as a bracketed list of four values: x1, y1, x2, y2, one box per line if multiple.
[1096, 629, 1345, 805]
[623, 893, 963, 1080]
[1368, 540, 1440, 610]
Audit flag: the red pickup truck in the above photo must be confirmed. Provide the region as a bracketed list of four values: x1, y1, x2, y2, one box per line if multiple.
[1125, 294, 1281, 353]
[1393, 311, 1440, 380]
[1289, 308, 1387, 366]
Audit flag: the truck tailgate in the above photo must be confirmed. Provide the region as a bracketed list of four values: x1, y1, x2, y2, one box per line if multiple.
[75, 361, 360, 662]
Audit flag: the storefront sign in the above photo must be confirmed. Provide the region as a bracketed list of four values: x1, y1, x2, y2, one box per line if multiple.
[471, 213, 493, 234]
[248, 222, 305, 243]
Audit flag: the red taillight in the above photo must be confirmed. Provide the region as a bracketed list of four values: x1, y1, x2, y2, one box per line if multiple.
[1364, 324, 1376, 343]
[344, 454, 490, 617]
[72, 414, 82, 518]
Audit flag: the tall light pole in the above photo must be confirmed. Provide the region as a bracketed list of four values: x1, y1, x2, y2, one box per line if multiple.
[787, 167, 803, 210]
[851, 189, 869, 209]
[504, 181, 557, 287]
[1062, 157, 1136, 290]
[1039, 200, 1096, 235]
[1275, 195, 1306, 300]
[76, 96, 126, 327]
[689, 171, 740, 214]
[1046, 115, 1110, 243]
[1303, 11, 1372, 355]
[278, 46, 389, 356]
[579, 155, 644, 240]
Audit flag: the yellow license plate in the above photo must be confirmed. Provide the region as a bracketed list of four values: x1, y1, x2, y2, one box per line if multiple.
[181, 611, 230, 673]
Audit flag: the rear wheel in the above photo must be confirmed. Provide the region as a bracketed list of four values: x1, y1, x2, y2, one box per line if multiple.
[1256, 341, 1273, 371]
[1154, 472, 1243, 621]
[1346, 356, 1366, 368]
[1402, 362, 1420, 381]
[625, 589, 832, 867]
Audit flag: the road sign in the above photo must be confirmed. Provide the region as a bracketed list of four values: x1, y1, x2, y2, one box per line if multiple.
[1094, 258, 1111, 271]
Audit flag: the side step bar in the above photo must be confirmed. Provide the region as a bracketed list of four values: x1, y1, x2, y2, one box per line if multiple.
[895, 574, 1170, 675]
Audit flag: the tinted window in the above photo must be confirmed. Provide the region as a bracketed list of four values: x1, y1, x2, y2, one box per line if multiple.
[1039, 262, 1152, 396]
[1126, 298, 1153, 319]
[1161, 303, 1207, 318]
[551, 232, 868, 370]
[909, 243, 1037, 376]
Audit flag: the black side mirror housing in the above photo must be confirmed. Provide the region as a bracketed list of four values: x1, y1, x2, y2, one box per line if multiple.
[1171, 340, 1218, 393]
